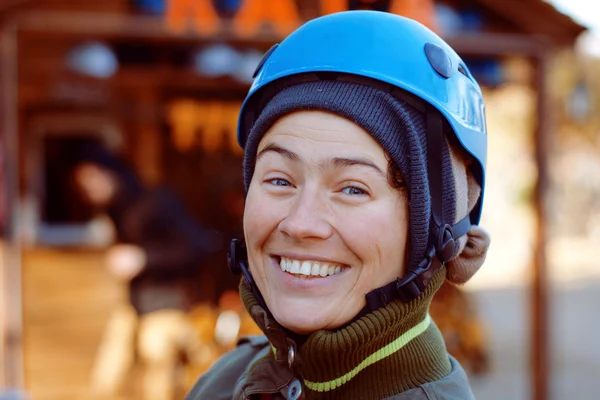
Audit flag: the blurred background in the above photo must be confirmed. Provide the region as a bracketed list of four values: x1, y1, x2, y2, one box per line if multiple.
[1, 0, 599, 399]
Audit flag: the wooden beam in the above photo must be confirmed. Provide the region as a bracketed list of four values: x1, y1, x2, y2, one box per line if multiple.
[11, 10, 282, 43]
[449, 32, 555, 400]
[473, 0, 585, 46]
[532, 51, 551, 400]
[1, 21, 24, 390]
[0, 0, 34, 14]
[11, 10, 556, 59]
[447, 33, 550, 57]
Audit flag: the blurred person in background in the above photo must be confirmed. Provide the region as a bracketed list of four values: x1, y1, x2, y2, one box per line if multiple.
[188, 10, 491, 400]
[71, 143, 220, 400]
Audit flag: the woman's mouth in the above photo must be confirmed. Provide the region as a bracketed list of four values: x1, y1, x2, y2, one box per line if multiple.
[278, 256, 349, 279]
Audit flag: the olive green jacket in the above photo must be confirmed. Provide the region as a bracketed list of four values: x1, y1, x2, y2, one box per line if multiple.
[186, 335, 475, 400]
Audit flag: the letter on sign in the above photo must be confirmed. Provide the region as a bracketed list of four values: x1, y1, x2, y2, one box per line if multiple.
[233, 0, 301, 37]
[167, 0, 220, 35]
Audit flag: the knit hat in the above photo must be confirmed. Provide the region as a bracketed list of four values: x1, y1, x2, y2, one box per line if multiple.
[242, 80, 489, 286]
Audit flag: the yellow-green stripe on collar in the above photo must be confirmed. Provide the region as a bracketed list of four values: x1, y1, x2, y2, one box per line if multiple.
[303, 314, 432, 392]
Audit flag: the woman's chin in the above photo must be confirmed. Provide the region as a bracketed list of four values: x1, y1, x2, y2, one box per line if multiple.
[276, 315, 327, 335]
[268, 299, 352, 334]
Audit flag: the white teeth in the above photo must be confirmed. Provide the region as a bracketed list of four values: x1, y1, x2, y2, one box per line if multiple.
[279, 257, 347, 278]
[319, 264, 329, 277]
[290, 260, 300, 274]
[311, 263, 320, 276]
[300, 261, 311, 276]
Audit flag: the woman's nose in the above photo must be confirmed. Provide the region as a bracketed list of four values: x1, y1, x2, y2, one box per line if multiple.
[278, 191, 333, 241]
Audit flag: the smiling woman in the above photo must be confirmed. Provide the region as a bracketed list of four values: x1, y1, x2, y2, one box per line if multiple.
[245, 111, 409, 333]
[187, 10, 491, 400]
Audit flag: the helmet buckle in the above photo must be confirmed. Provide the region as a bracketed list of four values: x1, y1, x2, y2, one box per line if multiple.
[436, 224, 456, 263]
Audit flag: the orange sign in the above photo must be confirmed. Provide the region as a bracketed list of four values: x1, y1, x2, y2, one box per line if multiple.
[167, 0, 438, 37]
[167, 0, 301, 37]
[168, 99, 243, 154]
[390, 0, 438, 32]
[234, 0, 302, 37]
[321, 0, 438, 31]
[166, 0, 220, 35]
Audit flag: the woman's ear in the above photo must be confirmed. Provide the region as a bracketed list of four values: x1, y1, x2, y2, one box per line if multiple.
[446, 138, 490, 285]
[446, 225, 491, 285]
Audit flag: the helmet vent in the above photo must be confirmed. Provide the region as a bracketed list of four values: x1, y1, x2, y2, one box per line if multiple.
[458, 64, 470, 78]
[253, 43, 279, 79]
[424, 43, 453, 79]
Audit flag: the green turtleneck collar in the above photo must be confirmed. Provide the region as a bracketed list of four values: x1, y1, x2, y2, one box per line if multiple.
[238, 269, 451, 400]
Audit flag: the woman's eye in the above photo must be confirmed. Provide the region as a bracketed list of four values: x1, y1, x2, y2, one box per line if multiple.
[341, 186, 367, 196]
[267, 178, 292, 187]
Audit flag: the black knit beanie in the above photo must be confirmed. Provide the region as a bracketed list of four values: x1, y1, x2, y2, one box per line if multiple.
[242, 80, 457, 276]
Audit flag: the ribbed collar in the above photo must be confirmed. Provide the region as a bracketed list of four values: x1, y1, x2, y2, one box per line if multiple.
[239, 269, 451, 399]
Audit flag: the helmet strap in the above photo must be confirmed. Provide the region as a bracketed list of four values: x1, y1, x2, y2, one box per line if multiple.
[363, 108, 472, 311]
[228, 238, 271, 313]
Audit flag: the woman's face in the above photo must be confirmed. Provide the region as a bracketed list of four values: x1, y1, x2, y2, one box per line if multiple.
[244, 110, 409, 334]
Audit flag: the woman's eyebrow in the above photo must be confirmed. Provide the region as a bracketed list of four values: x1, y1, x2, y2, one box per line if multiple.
[256, 143, 385, 177]
[256, 143, 300, 162]
[330, 157, 385, 176]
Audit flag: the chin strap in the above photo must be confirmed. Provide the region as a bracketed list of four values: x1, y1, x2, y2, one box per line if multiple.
[228, 238, 308, 343]
[364, 215, 470, 309]
[228, 238, 271, 313]
[364, 107, 471, 311]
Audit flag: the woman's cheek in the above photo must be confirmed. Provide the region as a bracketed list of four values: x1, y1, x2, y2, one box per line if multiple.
[244, 195, 284, 243]
[336, 215, 376, 259]
[339, 207, 402, 264]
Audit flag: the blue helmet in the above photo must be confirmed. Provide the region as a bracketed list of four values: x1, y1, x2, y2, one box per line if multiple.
[238, 10, 487, 224]
[232, 10, 488, 307]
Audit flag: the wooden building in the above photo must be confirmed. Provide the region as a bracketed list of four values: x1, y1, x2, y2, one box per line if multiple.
[0, 0, 585, 399]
